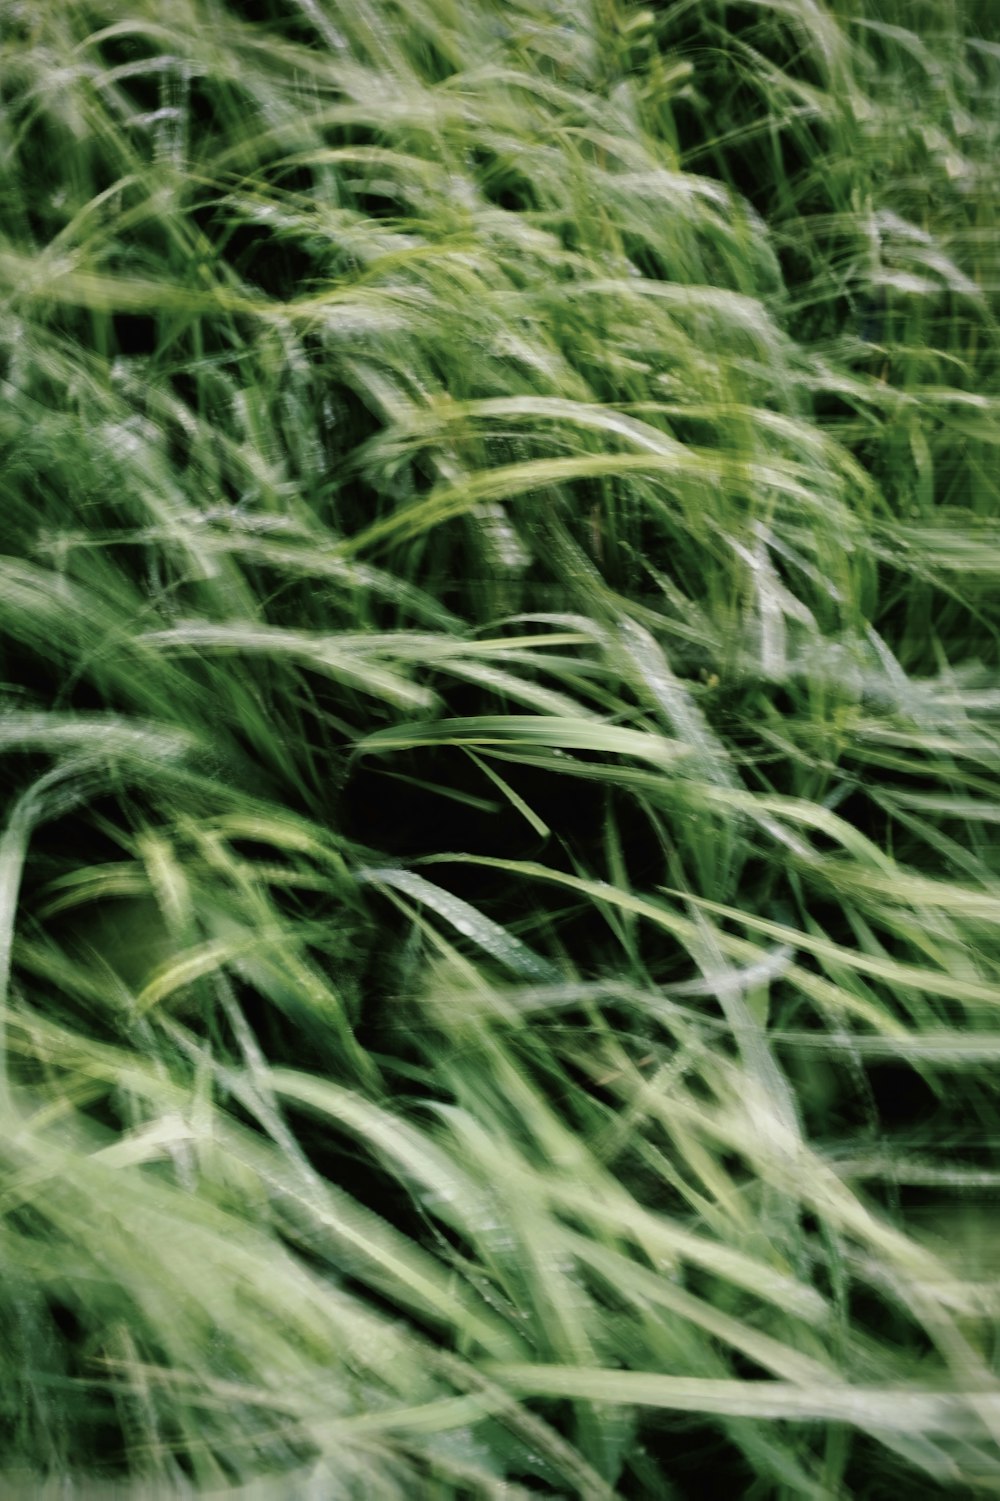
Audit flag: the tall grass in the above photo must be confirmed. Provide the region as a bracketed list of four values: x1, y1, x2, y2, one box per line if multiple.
[1, 0, 999, 1493]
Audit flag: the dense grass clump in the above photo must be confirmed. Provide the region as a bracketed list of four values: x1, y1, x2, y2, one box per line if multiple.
[1, 0, 999, 1494]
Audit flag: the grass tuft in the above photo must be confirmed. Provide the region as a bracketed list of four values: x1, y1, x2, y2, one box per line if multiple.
[1, 0, 999, 1493]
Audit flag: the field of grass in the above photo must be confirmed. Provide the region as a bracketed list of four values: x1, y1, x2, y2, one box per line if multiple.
[1, 0, 999, 1494]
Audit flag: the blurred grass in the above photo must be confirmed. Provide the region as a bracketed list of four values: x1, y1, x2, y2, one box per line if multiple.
[1, 0, 999, 1494]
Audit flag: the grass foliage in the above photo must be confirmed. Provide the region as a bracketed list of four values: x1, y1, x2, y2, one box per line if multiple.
[1, 0, 1000, 1493]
